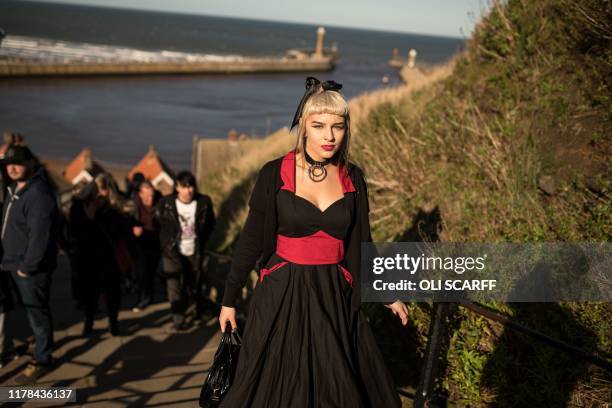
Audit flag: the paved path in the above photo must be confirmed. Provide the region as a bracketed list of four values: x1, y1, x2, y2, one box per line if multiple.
[0, 253, 412, 407]
[0, 253, 220, 407]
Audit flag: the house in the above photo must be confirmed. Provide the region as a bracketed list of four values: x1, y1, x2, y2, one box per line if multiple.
[63, 148, 106, 186]
[128, 145, 174, 195]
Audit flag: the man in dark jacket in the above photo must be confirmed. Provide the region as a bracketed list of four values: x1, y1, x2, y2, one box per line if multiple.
[156, 171, 215, 331]
[0, 145, 57, 384]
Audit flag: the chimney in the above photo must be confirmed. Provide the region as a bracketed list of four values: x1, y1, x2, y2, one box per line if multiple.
[3, 130, 13, 145]
[83, 148, 92, 170]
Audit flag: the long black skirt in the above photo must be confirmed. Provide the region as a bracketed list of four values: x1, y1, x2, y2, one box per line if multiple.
[219, 253, 402, 408]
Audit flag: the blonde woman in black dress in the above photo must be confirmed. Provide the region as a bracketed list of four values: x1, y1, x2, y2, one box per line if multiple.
[218, 77, 409, 407]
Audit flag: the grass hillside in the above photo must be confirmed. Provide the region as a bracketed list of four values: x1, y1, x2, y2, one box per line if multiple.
[353, 0, 610, 405]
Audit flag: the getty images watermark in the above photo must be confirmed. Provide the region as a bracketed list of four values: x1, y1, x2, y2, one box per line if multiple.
[361, 243, 611, 302]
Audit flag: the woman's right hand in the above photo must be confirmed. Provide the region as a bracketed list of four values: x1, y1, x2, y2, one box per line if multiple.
[219, 306, 237, 333]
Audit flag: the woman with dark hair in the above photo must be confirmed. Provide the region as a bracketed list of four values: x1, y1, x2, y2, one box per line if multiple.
[218, 77, 408, 407]
[130, 180, 161, 312]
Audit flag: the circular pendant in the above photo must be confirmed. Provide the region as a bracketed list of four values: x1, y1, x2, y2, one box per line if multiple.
[308, 164, 327, 182]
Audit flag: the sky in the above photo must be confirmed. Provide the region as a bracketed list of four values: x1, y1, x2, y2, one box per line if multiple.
[22, 0, 490, 38]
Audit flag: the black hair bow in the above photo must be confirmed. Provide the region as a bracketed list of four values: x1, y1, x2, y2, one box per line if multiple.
[290, 76, 343, 130]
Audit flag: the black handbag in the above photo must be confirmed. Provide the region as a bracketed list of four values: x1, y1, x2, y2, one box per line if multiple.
[199, 325, 242, 407]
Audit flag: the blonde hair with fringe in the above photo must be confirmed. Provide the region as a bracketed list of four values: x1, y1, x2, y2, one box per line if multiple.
[294, 86, 351, 170]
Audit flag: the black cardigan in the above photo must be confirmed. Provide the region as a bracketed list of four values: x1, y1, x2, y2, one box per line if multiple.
[221, 151, 372, 317]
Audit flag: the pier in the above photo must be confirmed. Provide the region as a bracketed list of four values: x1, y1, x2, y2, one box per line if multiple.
[0, 57, 334, 77]
[0, 27, 335, 77]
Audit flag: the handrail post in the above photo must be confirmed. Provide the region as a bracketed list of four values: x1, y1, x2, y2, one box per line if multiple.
[415, 302, 452, 407]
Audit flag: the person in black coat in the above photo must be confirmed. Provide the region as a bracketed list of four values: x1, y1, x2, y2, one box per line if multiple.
[155, 171, 215, 330]
[216, 77, 408, 408]
[0, 145, 58, 384]
[129, 181, 161, 312]
[69, 176, 130, 336]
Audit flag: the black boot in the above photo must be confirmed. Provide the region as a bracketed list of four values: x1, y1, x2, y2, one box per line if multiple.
[82, 319, 94, 336]
[109, 319, 120, 337]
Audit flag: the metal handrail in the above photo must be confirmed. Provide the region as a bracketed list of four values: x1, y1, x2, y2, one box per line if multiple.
[412, 300, 612, 407]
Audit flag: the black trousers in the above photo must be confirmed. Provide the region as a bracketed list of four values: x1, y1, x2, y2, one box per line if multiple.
[165, 254, 204, 325]
[82, 275, 121, 327]
[134, 245, 160, 305]
[9, 270, 54, 365]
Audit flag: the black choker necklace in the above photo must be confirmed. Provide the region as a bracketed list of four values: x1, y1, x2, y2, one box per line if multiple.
[303, 148, 331, 182]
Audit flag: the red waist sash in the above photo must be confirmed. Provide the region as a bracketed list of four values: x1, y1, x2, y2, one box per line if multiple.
[277, 230, 344, 264]
[259, 230, 353, 287]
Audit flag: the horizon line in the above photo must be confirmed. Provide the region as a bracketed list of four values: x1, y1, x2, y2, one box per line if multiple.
[8, 0, 468, 41]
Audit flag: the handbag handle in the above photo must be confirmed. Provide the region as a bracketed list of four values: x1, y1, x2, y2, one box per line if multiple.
[222, 323, 242, 345]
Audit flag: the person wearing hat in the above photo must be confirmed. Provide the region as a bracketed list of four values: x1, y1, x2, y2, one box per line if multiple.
[0, 145, 58, 384]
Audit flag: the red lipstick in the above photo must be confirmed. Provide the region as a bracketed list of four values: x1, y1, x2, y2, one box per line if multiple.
[321, 145, 335, 151]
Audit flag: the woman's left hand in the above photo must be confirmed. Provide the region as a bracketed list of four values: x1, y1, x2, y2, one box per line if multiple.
[384, 300, 409, 326]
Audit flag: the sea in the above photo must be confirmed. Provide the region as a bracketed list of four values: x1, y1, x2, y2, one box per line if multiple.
[0, 1, 464, 169]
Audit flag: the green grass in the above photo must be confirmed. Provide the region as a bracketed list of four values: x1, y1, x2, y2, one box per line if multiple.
[354, 0, 611, 405]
